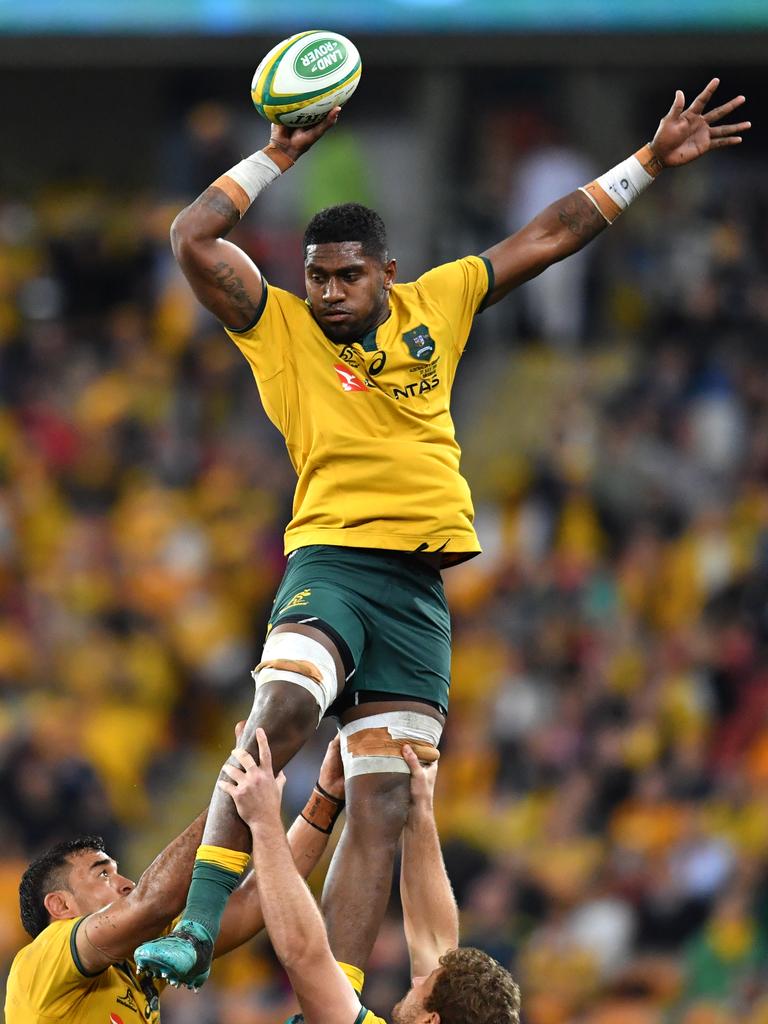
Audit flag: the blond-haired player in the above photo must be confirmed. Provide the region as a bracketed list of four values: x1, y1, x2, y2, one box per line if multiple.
[222, 728, 520, 1024]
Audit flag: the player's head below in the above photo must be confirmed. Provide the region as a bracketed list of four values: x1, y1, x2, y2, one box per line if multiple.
[303, 202, 396, 344]
[392, 947, 521, 1024]
[19, 836, 135, 938]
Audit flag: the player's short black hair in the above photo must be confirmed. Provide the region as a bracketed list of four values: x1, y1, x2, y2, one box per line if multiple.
[19, 836, 106, 938]
[303, 203, 388, 263]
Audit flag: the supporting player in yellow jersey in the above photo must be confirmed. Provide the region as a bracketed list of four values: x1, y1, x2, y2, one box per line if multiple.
[220, 728, 520, 1024]
[5, 734, 344, 1024]
[135, 77, 749, 989]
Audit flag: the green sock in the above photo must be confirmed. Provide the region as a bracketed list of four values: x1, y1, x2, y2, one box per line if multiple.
[181, 862, 243, 940]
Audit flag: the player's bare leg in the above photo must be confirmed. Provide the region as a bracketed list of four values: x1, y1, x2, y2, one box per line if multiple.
[322, 771, 411, 970]
[135, 624, 343, 988]
[321, 700, 444, 974]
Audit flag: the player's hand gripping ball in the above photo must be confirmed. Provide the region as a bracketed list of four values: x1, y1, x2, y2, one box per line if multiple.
[251, 30, 361, 127]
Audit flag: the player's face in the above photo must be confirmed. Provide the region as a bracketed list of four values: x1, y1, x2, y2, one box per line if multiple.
[62, 850, 136, 915]
[305, 242, 396, 343]
[391, 968, 441, 1024]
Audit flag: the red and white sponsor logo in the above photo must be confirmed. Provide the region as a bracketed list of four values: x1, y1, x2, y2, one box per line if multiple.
[334, 364, 367, 392]
[110, 1014, 125, 1024]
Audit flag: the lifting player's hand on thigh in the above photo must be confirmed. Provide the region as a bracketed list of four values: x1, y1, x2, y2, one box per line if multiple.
[402, 744, 438, 814]
[218, 729, 286, 828]
[317, 734, 345, 802]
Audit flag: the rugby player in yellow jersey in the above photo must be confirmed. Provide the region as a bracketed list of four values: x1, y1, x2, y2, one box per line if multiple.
[5, 734, 345, 1023]
[135, 76, 749, 988]
[220, 728, 520, 1024]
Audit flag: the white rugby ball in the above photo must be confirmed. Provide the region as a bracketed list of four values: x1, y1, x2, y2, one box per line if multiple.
[251, 30, 362, 128]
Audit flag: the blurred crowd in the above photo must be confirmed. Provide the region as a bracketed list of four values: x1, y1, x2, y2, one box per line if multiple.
[2, 96, 768, 1024]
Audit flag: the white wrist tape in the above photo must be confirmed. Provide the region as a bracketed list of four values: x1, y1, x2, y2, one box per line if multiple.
[596, 154, 654, 210]
[226, 151, 281, 203]
[211, 150, 283, 217]
[580, 144, 662, 224]
[252, 630, 340, 722]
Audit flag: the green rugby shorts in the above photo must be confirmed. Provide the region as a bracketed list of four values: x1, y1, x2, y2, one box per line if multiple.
[267, 545, 451, 715]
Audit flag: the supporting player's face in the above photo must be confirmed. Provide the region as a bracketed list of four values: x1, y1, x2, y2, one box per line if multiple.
[391, 968, 441, 1024]
[51, 850, 136, 918]
[305, 242, 396, 343]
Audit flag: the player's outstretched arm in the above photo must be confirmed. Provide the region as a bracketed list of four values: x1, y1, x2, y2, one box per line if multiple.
[219, 732, 360, 1024]
[74, 809, 208, 973]
[74, 721, 254, 972]
[399, 745, 459, 979]
[481, 78, 749, 308]
[214, 736, 346, 959]
[171, 108, 340, 330]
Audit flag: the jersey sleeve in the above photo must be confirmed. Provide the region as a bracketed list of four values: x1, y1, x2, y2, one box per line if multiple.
[22, 918, 95, 1010]
[223, 280, 305, 383]
[413, 255, 494, 356]
[359, 1009, 388, 1024]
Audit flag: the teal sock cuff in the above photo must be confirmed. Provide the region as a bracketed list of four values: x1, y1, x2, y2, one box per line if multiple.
[182, 862, 243, 939]
[191, 861, 243, 892]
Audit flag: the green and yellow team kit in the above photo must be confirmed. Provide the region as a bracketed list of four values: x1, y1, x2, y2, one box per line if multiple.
[225, 254, 493, 564]
[5, 918, 163, 1024]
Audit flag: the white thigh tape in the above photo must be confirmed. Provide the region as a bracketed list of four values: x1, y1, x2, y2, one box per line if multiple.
[340, 711, 443, 778]
[252, 631, 340, 721]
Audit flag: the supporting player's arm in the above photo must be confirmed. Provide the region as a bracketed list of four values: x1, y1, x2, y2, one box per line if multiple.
[481, 77, 749, 308]
[75, 809, 208, 973]
[219, 732, 361, 1024]
[214, 736, 346, 958]
[170, 109, 340, 330]
[399, 745, 459, 979]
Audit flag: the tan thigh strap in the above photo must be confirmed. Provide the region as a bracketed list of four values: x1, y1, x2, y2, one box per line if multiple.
[254, 658, 324, 684]
[346, 727, 440, 763]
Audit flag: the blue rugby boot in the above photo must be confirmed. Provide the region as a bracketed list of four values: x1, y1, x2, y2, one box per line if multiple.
[134, 920, 213, 991]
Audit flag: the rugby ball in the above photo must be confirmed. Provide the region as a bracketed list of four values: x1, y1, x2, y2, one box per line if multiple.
[251, 30, 362, 128]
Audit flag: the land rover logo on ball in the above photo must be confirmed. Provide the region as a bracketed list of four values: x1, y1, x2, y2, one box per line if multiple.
[294, 39, 348, 79]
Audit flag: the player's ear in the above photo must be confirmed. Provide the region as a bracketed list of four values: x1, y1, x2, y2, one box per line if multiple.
[384, 258, 397, 290]
[44, 890, 75, 921]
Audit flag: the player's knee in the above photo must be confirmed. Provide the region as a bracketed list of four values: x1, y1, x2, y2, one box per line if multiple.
[249, 680, 318, 739]
[346, 773, 411, 842]
[338, 709, 442, 839]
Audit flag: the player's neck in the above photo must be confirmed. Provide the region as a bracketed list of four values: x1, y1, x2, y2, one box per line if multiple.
[358, 302, 392, 342]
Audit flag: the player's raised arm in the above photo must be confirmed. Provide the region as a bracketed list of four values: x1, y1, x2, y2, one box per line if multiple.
[170, 109, 340, 330]
[399, 745, 459, 979]
[219, 732, 360, 1024]
[481, 77, 749, 308]
[72, 809, 208, 973]
[214, 736, 346, 959]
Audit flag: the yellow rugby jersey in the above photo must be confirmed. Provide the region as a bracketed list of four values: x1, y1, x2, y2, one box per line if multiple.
[225, 255, 493, 565]
[355, 1010, 387, 1024]
[5, 918, 163, 1024]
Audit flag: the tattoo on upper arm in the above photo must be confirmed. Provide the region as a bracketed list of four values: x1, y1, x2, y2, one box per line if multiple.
[557, 192, 606, 240]
[209, 261, 259, 320]
[197, 186, 241, 232]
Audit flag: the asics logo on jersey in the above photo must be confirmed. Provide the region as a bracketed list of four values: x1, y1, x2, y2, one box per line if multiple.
[334, 364, 368, 392]
[117, 987, 139, 1013]
[110, 1014, 125, 1024]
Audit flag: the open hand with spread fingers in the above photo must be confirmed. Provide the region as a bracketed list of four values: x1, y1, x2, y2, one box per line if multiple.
[651, 78, 750, 167]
